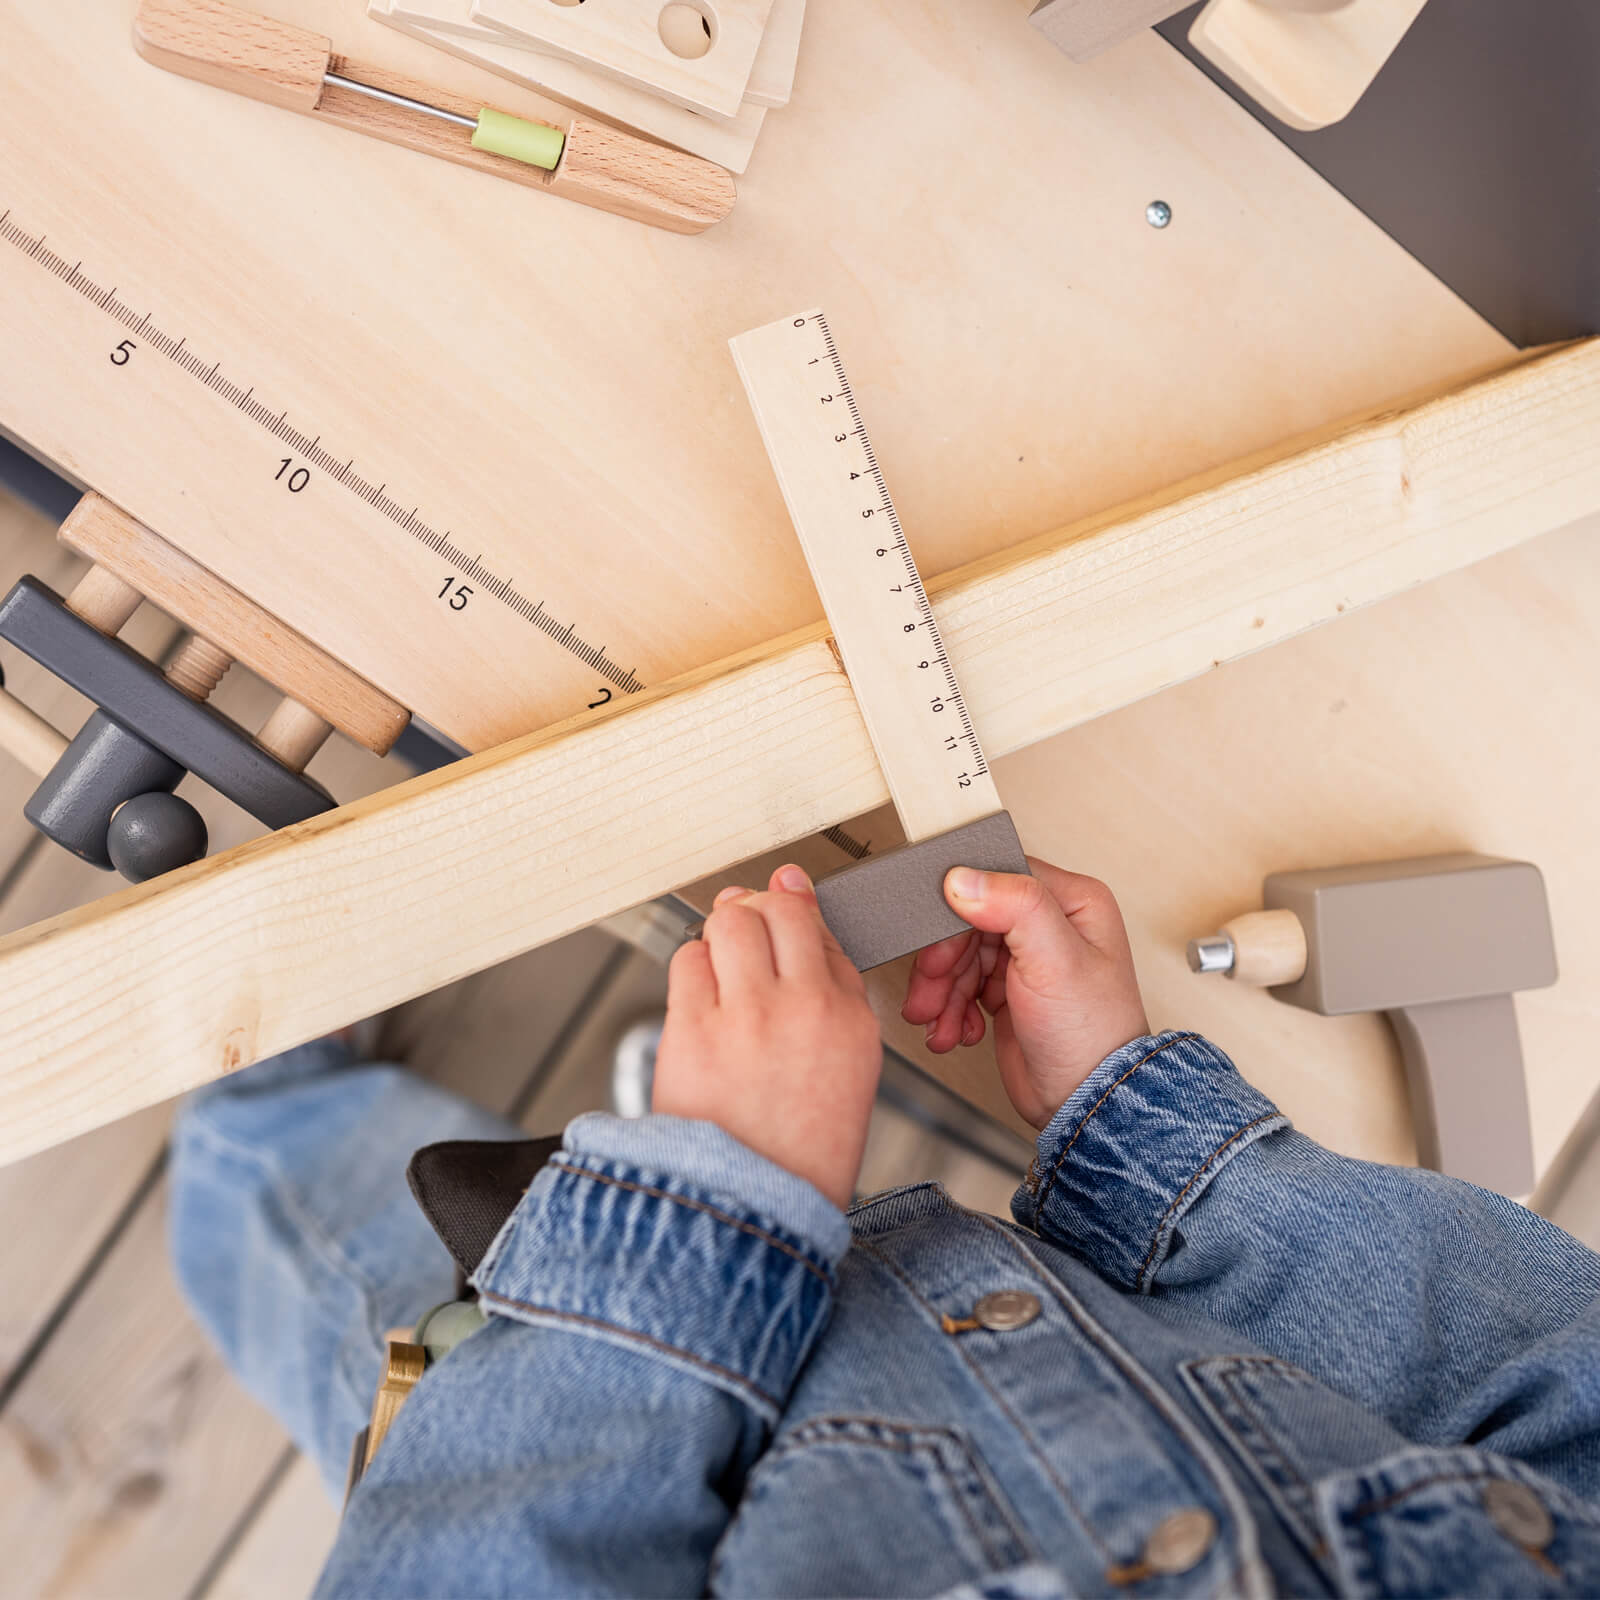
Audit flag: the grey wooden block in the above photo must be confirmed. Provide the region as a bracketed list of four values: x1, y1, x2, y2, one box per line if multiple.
[815, 811, 1029, 971]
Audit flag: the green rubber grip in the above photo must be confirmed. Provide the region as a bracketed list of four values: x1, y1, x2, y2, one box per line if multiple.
[471, 108, 565, 171]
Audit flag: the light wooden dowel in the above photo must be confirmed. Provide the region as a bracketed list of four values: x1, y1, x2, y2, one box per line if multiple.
[0, 340, 1595, 1167]
[164, 635, 233, 700]
[1222, 909, 1308, 986]
[65, 565, 142, 635]
[0, 688, 68, 778]
[256, 698, 334, 772]
[60, 493, 411, 755]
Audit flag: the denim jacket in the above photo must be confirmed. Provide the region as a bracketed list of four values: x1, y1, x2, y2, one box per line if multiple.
[213, 1031, 1600, 1598]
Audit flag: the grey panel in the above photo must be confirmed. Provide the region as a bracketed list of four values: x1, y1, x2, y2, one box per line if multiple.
[1158, 2, 1599, 345]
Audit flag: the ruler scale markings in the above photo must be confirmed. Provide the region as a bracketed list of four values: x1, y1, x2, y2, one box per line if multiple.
[0, 206, 643, 696]
[731, 310, 1000, 844]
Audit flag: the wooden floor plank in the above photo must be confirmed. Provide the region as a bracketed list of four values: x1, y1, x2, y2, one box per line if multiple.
[0, 924, 626, 1599]
[204, 1453, 340, 1600]
[0, 664, 397, 1395]
[0, 1194, 291, 1599]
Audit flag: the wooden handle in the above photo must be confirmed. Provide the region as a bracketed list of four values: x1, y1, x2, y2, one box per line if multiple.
[133, 0, 331, 112]
[257, 697, 333, 772]
[1188, 0, 1431, 131]
[1222, 908, 1308, 985]
[134, 0, 735, 233]
[0, 688, 68, 779]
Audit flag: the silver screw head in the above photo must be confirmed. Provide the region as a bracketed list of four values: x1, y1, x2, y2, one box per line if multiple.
[1146, 199, 1173, 229]
[1187, 934, 1236, 975]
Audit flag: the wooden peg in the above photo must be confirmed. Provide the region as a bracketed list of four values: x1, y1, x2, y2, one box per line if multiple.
[64, 565, 142, 635]
[0, 688, 69, 779]
[164, 635, 233, 701]
[1193, 907, 1309, 986]
[257, 697, 334, 772]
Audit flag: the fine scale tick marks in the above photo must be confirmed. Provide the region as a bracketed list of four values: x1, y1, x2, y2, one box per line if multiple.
[0, 212, 874, 862]
[0, 206, 641, 695]
[731, 310, 996, 847]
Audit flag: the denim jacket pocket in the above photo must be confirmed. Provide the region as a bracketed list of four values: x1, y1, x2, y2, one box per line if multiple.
[1180, 1355, 1407, 1587]
[1318, 1445, 1600, 1598]
[710, 1416, 1037, 1598]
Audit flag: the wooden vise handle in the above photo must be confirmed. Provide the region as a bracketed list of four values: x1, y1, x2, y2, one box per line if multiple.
[1188, 0, 1430, 131]
[132, 0, 737, 234]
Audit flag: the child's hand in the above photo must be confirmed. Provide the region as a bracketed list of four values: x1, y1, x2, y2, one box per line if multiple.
[901, 860, 1148, 1131]
[653, 865, 882, 1210]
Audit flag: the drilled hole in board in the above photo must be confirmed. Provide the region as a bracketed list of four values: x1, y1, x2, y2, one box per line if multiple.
[659, 2, 715, 57]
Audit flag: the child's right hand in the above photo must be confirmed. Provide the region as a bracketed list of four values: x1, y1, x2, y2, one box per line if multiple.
[901, 860, 1149, 1131]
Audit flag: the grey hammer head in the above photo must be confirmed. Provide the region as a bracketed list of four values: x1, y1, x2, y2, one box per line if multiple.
[1263, 854, 1556, 1016]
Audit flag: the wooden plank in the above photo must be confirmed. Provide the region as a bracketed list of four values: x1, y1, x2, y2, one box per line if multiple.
[371, 0, 766, 171]
[742, 0, 803, 109]
[472, 0, 774, 119]
[0, 1194, 295, 1599]
[1189, 0, 1430, 131]
[60, 494, 411, 754]
[0, 339, 1593, 1168]
[206, 1454, 341, 1600]
[0, 0, 1512, 752]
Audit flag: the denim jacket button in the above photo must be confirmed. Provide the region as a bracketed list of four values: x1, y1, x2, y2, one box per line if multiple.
[1482, 1480, 1554, 1550]
[974, 1290, 1042, 1331]
[1143, 1507, 1217, 1575]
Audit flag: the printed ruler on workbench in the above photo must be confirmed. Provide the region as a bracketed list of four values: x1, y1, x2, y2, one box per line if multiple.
[0, 205, 638, 711]
[731, 310, 1002, 844]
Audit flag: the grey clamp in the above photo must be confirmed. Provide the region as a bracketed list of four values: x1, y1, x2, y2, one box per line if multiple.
[0, 577, 334, 881]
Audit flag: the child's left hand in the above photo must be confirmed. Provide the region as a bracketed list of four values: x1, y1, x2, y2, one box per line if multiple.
[653, 865, 883, 1210]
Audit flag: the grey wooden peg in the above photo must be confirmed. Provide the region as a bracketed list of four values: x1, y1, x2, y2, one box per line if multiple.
[1188, 854, 1558, 1195]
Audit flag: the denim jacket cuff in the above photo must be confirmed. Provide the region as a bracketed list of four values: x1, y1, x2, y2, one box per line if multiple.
[1011, 1031, 1289, 1293]
[471, 1112, 850, 1422]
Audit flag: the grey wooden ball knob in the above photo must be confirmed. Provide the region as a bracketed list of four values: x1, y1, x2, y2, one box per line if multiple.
[106, 791, 209, 882]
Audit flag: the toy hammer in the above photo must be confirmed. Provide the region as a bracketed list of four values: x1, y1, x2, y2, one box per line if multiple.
[1188, 854, 1557, 1196]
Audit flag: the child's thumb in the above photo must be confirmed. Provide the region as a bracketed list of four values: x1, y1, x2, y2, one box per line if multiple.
[943, 867, 1078, 975]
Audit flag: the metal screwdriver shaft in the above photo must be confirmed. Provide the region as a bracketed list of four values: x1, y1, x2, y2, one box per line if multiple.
[322, 72, 566, 170]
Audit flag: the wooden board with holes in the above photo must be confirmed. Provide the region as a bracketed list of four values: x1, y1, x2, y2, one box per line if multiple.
[0, 0, 1513, 760]
[471, 0, 774, 118]
[370, 0, 767, 171]
[384, 0, 803, 112]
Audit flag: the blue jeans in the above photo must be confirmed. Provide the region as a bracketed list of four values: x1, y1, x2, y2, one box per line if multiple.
[172, 1033, 1600, 1597]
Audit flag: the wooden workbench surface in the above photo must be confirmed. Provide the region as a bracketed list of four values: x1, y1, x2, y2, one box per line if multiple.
[2, 0, 1507, 751]
[4, 1, 1596, 1179]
